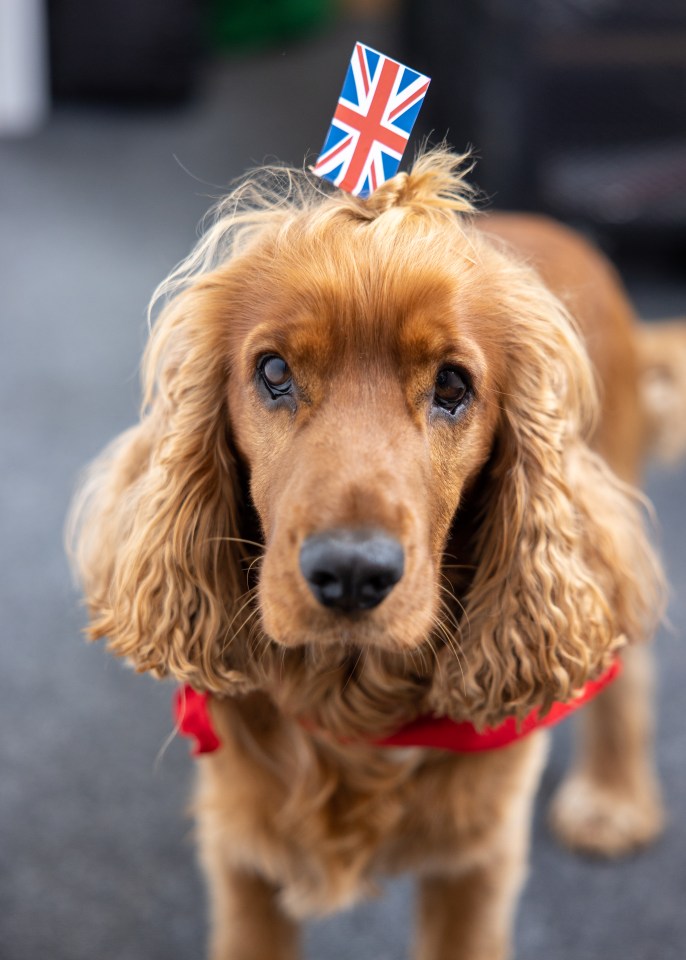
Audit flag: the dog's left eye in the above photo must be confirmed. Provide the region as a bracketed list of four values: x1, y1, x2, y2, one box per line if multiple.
[259, 355, 293, 396]
[433, 366, 471, 414]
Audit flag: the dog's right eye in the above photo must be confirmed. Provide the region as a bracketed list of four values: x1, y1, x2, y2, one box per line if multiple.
[259, 355, 293, 396]
[433, 365, 472, 414]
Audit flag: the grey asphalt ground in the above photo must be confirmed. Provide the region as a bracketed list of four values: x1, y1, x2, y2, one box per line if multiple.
[1, 17, 685, 960]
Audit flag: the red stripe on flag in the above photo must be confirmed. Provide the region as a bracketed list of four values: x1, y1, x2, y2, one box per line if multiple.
[388, 80, 430, 122]
[356, 42, 370, 97]
[333, 103, 407, 156]
[370, 163, 378, 192]
[313, 133, 353, 171]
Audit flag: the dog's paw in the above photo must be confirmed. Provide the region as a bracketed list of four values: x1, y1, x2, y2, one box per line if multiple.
[548, 775, 664, 857]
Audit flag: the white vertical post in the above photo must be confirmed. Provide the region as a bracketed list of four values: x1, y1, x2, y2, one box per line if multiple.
[0, 0, 49, 135]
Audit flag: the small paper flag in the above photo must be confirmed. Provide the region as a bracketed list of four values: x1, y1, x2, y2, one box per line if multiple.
[313, 42, 430, 198]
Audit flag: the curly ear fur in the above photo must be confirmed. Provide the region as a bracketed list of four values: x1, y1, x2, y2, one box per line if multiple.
[68, 277, 255, 692]
[430, 257, 665, 727]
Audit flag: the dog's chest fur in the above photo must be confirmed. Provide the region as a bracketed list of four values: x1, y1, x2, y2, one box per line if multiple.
[193, 695, 547, 918]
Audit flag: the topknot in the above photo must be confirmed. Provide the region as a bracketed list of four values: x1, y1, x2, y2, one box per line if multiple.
[361, 145, 478, 216]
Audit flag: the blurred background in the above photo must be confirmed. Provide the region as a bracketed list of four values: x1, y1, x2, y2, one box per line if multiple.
[1, 1, 685, 958]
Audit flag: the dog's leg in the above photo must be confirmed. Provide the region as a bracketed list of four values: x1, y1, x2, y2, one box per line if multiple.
[415, 853, 526, 960]
[205, 863, 300, 960]
[550, 644, 664, 856]
[415, 734, 546, 960]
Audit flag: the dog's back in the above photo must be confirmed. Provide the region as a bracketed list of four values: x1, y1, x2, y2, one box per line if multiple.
[484, 213, 686, 481]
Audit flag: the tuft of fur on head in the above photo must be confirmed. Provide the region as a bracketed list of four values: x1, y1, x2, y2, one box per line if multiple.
[357, 145, 478, 216]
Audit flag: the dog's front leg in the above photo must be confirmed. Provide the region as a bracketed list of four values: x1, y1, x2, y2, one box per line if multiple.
[413, 735, 546, 960]
[550, 644, 664, 856]
[204, 862, 300, 960]
[414, 848, 526, 960]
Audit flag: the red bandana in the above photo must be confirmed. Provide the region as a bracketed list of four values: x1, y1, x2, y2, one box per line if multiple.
[174, 659, 621, 757]
[174, 687, 221, 755]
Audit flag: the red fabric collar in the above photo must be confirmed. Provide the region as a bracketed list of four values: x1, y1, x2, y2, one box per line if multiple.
[374, 658, 621, 751]
[174, 659, 621, 756]
[174, 687, 221, 755]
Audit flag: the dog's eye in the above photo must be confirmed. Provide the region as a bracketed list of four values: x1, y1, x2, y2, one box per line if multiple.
[259, 355, 292, 395]
[433, 366, 471, 413]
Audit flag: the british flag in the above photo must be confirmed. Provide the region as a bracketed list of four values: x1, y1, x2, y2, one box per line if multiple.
[313, 42, 430, 198]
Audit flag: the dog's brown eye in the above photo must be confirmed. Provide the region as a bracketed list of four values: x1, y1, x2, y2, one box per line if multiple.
[260, 355, 292, 394]
[433, 366, 471, 413]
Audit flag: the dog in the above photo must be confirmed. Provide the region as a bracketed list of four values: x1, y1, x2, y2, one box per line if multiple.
[69, 149, 686, 959]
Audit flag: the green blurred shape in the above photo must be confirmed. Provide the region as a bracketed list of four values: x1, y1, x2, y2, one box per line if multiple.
[209, 0, 334, 50]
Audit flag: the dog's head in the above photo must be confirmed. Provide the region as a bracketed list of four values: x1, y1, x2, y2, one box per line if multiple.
[224, 169, 502, 655]
[70, 150, 662, 731]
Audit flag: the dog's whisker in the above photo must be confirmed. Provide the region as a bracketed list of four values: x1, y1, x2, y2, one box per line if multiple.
[220, 587, 260, 656]
[438, 598, 469, 660]
[206, 535, 265, 551]
[431, 587, 470, 688]
[152, 715, 183, 775]
[430, 615, 468, 697]
[233, 606, 261, 645]
[437, 579, 471, 648]
[341, 646, 365, 694]
[436, 583, 465, 635]
[422, 633, 440, 671]
[246, 554, 264, 578]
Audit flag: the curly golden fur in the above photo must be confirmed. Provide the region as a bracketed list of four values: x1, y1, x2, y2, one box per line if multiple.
[69, 149, 680, 959]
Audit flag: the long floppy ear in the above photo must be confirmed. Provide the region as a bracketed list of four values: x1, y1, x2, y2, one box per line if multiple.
[431, 265, 665, 728]
[65, 163, 349, 691]
[67, 275, 256, 692]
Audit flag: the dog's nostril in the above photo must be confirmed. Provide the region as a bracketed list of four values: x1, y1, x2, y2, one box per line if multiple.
[363, 574, 394, 597]
[311, 571, 337, 588]
[310, 570, 345, 604]
[299, 529, 404, 613]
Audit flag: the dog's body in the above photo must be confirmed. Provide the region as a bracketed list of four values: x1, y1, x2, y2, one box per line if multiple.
[70, 152, 686, 959]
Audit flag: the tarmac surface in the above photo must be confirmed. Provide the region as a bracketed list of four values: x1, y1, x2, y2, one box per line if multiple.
[1, 16, 685, 960]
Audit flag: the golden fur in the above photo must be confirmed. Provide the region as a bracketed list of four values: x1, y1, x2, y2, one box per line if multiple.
[69, 149, 685, 959]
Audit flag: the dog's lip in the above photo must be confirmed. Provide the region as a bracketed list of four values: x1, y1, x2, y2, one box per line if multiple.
[266, 616, 428, 652]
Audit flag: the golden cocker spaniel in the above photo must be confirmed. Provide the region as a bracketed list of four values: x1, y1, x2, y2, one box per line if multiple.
[70, 149, 686, 959]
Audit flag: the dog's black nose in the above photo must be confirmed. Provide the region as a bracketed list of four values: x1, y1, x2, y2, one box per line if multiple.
[299, 529, 404, 612]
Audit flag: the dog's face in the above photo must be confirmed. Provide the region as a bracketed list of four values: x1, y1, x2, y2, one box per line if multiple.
[225, 218, 502, 652]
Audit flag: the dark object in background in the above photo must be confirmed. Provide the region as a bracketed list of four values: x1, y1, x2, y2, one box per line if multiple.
[48, 0, 332, 105]
[209, 0, 332, 50]
[402, 0, 686, 238]
[49, 0, 203, 103]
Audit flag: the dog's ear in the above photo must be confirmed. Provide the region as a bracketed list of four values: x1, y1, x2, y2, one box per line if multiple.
[68, 275, 255, 692]
[431, 274, 664, 727]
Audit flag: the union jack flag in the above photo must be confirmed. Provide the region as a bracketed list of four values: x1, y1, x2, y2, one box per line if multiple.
[313, 42, 430, 198]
